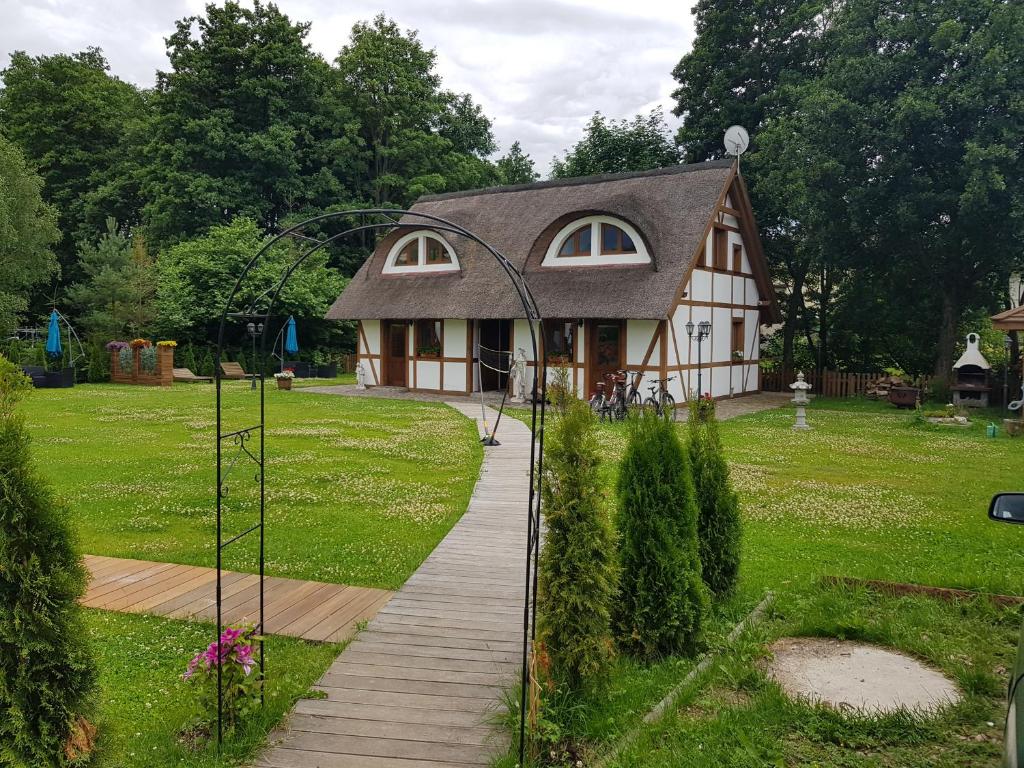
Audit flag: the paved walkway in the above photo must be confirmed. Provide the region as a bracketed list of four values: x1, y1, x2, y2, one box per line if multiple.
[255, 402, 532, 768]
[302, 384, 790, 422]
[83, 555, 392, 643]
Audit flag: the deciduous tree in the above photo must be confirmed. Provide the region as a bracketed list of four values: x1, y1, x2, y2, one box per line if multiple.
[551, 110, 680, 179]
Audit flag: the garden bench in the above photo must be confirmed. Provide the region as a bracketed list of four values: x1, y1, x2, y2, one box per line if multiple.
[219, 361, 248, 380]
[173, 367, 212, 383]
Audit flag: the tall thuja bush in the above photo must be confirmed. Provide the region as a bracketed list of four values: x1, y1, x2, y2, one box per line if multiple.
[536, 398, 617, 692]
[0, 354, 97, 765]
[688, 398, 741, 597]
[616, 409, 709, 658]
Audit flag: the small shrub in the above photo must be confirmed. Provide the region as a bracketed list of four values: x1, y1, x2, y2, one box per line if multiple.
[85, 341, 110, 383]
[547, 364, 573, 415]
[615, 408, 709, 658]
[117, 346, 133, 372]
[0, 354, 97, 765]
[139, 345, 158, 374]
[536, 397, 617, 693]
[688, 397, 741, 597]
[183, 624, 263, 731]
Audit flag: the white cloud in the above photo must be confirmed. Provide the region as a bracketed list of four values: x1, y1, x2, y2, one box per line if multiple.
[0, 0, 697, 174]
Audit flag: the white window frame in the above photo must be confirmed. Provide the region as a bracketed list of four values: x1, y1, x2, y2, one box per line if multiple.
[542, 215, 650, 267]
[383, 231, 460, 274]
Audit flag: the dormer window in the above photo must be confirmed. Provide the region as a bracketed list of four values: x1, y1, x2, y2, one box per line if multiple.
[543, 215, 650, 267]
[384, 231, 459, 274]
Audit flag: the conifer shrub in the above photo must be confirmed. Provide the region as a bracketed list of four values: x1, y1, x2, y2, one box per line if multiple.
[615, 408, 709, 658]
[688, 398, 741, 597]
[536, 397, 617, 692]
[0, 354, 97, 766]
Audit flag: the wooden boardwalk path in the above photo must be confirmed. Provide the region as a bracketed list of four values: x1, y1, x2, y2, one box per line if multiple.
[255, 402, 534, 768]
[83, 555, 393, 643]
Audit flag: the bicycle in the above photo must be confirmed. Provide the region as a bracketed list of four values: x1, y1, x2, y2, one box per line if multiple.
[589, 372, 630, 422]
[643, 377, 678, 421]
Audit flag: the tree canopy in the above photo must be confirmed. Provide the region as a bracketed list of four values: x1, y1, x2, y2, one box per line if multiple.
[0, 137, 59, 333]
[551, 110, 680, 179]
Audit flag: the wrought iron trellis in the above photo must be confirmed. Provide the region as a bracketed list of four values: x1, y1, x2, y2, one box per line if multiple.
[213, 210, 547, 762]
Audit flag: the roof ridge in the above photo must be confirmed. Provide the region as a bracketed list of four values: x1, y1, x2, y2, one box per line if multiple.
[417, 159, 735, 203]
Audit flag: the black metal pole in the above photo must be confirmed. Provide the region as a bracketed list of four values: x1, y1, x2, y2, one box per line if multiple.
[697, 335, 703, 396]
[250, 329, 257, 391]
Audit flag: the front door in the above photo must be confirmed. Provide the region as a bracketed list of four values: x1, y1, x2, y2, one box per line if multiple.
[588, 321, 624, 395]
[384, 322, 407, 387]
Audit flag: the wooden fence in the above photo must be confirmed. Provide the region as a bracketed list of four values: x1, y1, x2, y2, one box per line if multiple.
[761, 367, 932, 398]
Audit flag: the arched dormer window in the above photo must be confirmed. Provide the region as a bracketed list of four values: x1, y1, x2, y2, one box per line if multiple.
[542, 215, 650, 267]
[383, 231, 460, 274]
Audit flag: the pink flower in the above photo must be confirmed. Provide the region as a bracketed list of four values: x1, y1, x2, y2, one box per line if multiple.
[236, 644, 255, 676]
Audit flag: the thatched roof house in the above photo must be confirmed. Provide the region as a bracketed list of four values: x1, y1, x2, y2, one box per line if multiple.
[329, 160, 780, 402]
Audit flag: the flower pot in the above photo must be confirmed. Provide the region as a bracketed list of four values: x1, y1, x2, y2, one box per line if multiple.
[1005, 419, 1023, 438]
[887, 386, 920, 409]
[276, 378, 293, 390]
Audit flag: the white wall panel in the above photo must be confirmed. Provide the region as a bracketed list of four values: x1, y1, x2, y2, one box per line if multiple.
[361, 320, 381, 355]
[627, 320, 660, 367]
[416, 360, 441, 390]
[689, 270, 711, 302]
[711, 307, 731, 362]
[443, 319, 467, 358]
[712, 272, 732, 304]
[443, 362, 467, 392]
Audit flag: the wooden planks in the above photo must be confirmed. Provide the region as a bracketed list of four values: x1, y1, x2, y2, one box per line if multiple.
[254, 402, 533, 768]
[82, 555, 392, 643]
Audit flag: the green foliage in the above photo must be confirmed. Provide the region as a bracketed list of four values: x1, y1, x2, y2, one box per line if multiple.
[154, 218, 345, 343]
[335, 14, 499, 206]
[0, 136, 59, 333]
[615, 409, 709, 658]
[674, 0, 1024, 377]
[687, 399, 741, 597]
[537, 399, 617, 693]
[84, 341, 110, 383]
[67, 219, 156, 341]
[497, 141, 539, 185]
[0, 354, 97, 766]
[551, 110, 680, 179]
[141, 1, 346, 248]
[118, 347, 133, 373]
[0, 48, 146, 274]
[139, 346, 157, 374]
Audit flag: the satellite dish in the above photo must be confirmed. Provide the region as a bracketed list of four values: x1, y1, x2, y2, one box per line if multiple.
[724, 125, 750, 156]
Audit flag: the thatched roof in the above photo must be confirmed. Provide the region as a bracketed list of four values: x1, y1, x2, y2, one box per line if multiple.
[327, 159, 777, 321]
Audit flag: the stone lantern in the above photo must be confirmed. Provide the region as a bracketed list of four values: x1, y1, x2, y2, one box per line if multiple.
[790, 371, 812, 430]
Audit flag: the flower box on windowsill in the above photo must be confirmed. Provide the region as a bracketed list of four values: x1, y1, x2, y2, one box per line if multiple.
[416, 347, 441, 359]
[546, 354, 571, 366]
[731, 351, 745, 362]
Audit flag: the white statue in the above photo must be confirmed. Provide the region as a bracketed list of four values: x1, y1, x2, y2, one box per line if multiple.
[510, 348, 528, 403]
[355, 362, 367, 390]
[790, 370, 812, 430]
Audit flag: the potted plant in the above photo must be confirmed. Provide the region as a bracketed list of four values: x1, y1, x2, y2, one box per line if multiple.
[274, 369, 295, 390]
[416, 345, 441, 358]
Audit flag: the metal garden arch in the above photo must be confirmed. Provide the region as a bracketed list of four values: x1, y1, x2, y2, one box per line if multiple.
[213, 209, 547, 762]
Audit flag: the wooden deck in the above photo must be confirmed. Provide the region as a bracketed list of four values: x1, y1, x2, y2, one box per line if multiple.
[255, 402, 534, 768]
[83, 555, 393, 643]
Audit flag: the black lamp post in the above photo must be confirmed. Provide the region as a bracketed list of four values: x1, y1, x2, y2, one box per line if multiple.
[246, 321, 263, 391]
[1005, 334, 1013, 408]
[685, 319, 712, 397]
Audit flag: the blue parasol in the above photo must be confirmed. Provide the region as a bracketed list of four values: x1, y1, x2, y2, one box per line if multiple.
[284, 316, 299, 355]
[45, 310, 62, 359]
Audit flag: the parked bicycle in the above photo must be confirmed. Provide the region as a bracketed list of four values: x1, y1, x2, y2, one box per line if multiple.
[589, 370, 646, 422]
[643, 376, 678, 421]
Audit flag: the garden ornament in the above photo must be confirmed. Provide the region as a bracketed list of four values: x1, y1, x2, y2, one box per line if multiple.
[790, 371, 812, 430]
[355, 362, 367, 390]
[510, 348, 528, 403]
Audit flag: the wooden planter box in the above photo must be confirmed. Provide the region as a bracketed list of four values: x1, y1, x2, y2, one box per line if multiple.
[888, 386, 920, 409]
[110, 346, 174, 387]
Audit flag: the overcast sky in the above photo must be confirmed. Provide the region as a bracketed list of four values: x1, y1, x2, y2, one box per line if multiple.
[0, 0, 697, 174]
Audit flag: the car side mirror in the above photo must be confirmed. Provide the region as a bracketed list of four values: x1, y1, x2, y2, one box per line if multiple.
[989, 493, 1024, 524]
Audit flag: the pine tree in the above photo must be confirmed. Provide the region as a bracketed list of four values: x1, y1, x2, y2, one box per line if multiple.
[616, 409, 709, 658]
[0, 355, 97, 766]
[536, 398, 616, 692]
[688, 399, 741, 597]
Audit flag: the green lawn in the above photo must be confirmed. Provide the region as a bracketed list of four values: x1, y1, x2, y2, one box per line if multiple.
[21, 381, 482, 590]
[500, 397, 1024, 765]
[86, 608, 339, 767]
[578, 397, 1024, 597]
[613, 584, 1016, 767]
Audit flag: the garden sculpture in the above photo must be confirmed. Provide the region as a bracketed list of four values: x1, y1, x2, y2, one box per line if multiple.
[790, 371, 812, 430]
[355, 362, 367, 390]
